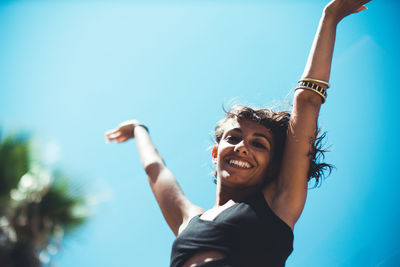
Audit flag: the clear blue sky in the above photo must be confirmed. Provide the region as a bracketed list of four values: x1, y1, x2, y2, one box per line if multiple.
[1, 0, 399, 266]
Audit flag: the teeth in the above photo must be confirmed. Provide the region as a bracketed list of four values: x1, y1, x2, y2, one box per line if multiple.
[229, 159, 251, 169]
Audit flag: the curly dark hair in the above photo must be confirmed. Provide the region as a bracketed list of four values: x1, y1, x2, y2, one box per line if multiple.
[213, 105, 333, 187]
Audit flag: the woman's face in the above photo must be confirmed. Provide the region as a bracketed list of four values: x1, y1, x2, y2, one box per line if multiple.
[212, 118, 274, 188]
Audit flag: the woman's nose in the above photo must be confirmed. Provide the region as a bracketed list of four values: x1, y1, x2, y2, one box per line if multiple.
[234, 140, 248, 155]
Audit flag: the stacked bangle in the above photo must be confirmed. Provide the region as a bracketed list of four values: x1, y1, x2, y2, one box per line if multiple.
[295, 78, 329, 104]
[298, 78, 330, 88]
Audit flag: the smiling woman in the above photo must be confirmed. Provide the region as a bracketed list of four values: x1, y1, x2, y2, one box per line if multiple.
[212, 106, 331, 188]
[105, 0, 372, 266]
[213, 111, 277, 190]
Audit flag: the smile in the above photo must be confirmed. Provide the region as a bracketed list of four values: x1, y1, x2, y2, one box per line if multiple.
[228, 159, 252, 169]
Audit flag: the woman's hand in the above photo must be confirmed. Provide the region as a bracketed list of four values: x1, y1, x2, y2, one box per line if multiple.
[105, 120, 142, 143]
[324, 0, 371, 23]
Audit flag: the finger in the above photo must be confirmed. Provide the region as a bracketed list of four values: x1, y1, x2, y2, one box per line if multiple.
[354, 5, 367, 13]
[105, 128, 118, 137]
[358, 0, 372, 8]
[105, 133, 117, 141]
[115, 136, 129, 143]
[107, 132, 122, 140]
[361, 0, 372, 4]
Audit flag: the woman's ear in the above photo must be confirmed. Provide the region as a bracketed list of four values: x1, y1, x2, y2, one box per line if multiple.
[212, 145, 218, 164]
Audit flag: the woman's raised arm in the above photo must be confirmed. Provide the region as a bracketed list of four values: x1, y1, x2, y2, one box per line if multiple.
[266, 0, 371, 229]
[105, 120, 204, 236]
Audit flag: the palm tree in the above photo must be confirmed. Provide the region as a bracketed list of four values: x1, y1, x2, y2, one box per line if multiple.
[0, 133, 89, 267]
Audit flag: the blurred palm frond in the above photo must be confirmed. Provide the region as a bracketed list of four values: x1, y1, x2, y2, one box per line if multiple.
[0, 133, 89, 267]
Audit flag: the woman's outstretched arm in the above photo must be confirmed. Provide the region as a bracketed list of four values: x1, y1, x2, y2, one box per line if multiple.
[105, 120, 204, 236]
[266, 0, 371, 229]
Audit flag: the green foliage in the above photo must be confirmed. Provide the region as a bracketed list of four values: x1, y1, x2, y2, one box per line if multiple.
[0, 133, 90, 267]
[39, 174, 87, 233]
[0, 135, 30, 197]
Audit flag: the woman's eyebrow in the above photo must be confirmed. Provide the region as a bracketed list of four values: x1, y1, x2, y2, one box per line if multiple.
[253, 133, 272, 145]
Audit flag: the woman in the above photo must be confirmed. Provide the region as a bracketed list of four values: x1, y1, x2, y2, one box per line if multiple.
[105, 1, 371, 266]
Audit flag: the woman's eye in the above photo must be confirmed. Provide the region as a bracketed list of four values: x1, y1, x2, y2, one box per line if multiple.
[226, 136, 240, 143]
[252, 141, 266, 149]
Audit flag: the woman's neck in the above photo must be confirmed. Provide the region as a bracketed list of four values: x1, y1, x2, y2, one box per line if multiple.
[215, 181, 261, 207]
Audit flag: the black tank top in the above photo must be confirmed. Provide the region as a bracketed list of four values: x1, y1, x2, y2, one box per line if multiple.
[170, 192, 294, 267]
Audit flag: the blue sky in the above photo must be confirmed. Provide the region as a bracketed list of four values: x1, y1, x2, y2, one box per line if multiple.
[1, 0, 399, 266]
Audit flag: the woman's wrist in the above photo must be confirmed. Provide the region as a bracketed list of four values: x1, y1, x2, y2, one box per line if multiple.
[132, 121, 149, 135]
[321, 9, 341, 27]
[135, 124, 149, 133]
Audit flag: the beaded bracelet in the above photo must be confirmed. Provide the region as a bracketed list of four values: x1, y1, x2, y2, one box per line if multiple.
[298, 78, 330, 88]
[295, 80, 328, 103]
